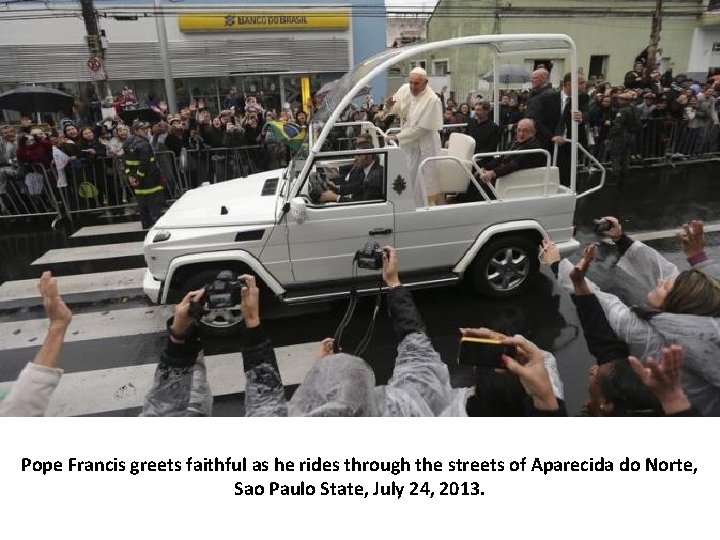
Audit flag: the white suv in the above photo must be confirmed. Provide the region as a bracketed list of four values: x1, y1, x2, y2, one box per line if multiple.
[144, 34, 599, 333]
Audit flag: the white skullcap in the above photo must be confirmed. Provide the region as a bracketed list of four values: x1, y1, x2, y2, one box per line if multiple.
[410, 66, 428, 79]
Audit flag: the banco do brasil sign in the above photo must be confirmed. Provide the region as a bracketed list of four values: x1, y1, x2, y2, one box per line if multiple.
[179, 10, 350, 32]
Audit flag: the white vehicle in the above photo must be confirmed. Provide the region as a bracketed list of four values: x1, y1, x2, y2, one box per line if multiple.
[143, 34, 604, 333]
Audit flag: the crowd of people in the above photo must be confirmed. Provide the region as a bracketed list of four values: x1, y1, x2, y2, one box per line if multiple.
[3, 217, 718, 417]
[0, 85, 315, 221]
[2, 56, 719, 221]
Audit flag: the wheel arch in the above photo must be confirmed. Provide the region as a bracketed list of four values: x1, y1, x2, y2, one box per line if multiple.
[453, 220, 546, 275]
[161, 250, 286, 304]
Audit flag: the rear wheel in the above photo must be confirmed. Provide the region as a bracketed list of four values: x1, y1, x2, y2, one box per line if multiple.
[468, 235, 539, 298]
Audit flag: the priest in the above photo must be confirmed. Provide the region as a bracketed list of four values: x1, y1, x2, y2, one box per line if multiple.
[386, 67, 444, 205]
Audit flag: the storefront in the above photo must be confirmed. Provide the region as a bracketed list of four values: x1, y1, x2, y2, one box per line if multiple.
[0, 1, 386, 116]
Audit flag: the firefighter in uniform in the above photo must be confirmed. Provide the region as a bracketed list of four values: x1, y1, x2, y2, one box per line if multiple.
[124, 121, 165, 229]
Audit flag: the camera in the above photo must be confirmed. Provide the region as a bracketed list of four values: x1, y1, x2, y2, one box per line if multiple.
[205, 270, 245, 309]
[593, 218, 613, 235]
[355, 241, 385, 270]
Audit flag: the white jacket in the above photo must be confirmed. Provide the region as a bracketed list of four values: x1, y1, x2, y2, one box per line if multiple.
[0, 363, 63, 417]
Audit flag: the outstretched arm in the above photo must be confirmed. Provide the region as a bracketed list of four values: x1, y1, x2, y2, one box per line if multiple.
[0, 272, 72, 417]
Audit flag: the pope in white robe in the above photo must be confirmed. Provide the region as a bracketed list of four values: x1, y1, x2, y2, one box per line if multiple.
[387, 67, 444, 205]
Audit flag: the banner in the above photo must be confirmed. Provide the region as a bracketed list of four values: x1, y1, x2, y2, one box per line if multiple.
[179, 10, 350, 32]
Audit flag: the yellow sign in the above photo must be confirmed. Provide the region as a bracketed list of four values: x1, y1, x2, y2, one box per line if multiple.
[179, 11, 350, 32]
[301, 77, 311, 114]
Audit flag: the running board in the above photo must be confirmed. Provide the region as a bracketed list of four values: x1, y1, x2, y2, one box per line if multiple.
[282, 274, 460, 305]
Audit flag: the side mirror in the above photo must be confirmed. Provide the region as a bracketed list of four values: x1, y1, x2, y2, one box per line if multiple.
[290, 197, 307, 224]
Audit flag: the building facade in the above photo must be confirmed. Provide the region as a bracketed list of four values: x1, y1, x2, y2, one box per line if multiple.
[0, 0, 386, 112]
[424, 0, 708, 97]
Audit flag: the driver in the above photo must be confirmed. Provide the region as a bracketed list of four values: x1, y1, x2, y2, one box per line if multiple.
[318, 141, 384, 203]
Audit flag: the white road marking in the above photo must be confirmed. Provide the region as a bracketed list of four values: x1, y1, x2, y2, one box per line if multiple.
[71, 222, 145, 238]
[0, 305, 173, 350]
[32, 241, 144, 265]
[630, 223, 720, 243]
[0, 342, 320, 416]
[0, 268, 146, 302]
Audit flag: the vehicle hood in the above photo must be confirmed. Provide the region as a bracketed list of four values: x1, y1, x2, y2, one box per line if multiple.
[155, 170, 284, 229]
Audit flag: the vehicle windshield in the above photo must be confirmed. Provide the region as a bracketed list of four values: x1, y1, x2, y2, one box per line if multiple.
[310, 47, 405, 145]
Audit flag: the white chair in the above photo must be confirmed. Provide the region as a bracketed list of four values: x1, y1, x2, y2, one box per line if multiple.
[436, 132, 476, 194]
[494, 166, 561, 199]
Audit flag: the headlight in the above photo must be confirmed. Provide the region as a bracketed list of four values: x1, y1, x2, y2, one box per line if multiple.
[152, 229, 172, 243]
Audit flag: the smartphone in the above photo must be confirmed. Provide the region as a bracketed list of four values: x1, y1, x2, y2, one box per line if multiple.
[457, 337, 515, 369]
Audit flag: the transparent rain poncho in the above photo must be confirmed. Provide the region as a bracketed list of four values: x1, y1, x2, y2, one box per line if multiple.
[288, 354, 378, 417]
[288, 333, 453, 417]
[558, 241, 720, 416]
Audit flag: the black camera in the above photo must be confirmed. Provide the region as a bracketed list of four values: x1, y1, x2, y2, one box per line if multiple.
[593, 218, 613, 235]
[356, 242, 385, 270]
[205, 270, 245, 309]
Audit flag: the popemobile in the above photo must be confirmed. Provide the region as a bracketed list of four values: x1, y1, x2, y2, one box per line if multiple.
[143, 34, 605, 334]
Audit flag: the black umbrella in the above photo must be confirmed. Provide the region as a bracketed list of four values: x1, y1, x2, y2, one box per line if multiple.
[481, 65, 530, 85]
[0, 86, 74, 113]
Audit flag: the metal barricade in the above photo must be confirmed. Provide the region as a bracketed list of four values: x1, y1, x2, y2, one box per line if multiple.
[0, 163, 62, 224]
[58, 154, 134, 219]
[181, 146, 265, 188]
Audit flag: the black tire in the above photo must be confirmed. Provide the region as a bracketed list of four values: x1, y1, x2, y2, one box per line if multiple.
[468, 235, 539, 298]
[181, 270, 244, 337]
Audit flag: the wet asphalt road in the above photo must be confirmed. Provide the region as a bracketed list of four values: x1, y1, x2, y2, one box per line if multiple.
[1, 161, 719, 416]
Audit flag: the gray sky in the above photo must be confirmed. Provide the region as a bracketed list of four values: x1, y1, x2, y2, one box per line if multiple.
[385, 0, 439, 12]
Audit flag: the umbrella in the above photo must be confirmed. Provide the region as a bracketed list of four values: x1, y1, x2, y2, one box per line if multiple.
[481, 65, 530, 85]
[0, 86, 74, 113]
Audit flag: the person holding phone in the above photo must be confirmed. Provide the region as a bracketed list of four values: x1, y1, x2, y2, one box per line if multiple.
[445, 327, 565, 416]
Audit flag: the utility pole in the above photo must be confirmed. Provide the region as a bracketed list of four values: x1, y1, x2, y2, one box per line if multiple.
[647, 0, 663, 73]
[79, 0, 110, 100]
[154, 0, 177, 113]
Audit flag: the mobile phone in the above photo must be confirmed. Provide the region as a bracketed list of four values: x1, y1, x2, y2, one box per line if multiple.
[457, 337, 515, 369]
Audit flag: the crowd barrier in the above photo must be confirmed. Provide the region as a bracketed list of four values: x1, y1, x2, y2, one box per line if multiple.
[0, 121, 717, 227]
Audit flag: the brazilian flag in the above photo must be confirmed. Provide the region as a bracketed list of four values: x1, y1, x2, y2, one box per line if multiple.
[265, 120, 307, 151]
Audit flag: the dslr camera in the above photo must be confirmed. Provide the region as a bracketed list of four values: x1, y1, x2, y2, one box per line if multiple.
[205, 270, 245, 309]
[189, 270, 245, 319]
[355, 241, 386, 270]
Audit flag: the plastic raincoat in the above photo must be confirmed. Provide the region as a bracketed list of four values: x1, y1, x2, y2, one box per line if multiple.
[557, 239, 720, 416]
[287, 286, 453, 417]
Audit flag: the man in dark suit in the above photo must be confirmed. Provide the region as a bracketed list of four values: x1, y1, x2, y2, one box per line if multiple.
[525, 68, 558, 152]
[320, 140, 384, 203]
[466, 102, 500, 163]
[460, 118, 544, 202]
[479, 118, 546, 183]
[551, 72, 590, 187]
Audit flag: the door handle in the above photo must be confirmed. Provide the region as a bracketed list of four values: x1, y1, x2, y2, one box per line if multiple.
[369, 228, 393, 236]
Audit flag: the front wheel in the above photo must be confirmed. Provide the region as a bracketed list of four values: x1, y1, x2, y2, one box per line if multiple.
[181, 270, 244, 337]
[468, 235, 540, 298]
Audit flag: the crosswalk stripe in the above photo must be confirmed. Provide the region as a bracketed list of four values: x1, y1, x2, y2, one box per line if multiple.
[0, 342, 320, 417]
[71, 222, 145, 238]
[32, 241, 144, 265]
[623, 222, 720, 243]
[0, 305, 173, 351]
[0, 268, 146, 302]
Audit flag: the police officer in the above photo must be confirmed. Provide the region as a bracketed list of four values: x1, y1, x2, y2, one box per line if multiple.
[608, 92, 640, 180]
[124, 121, 164, 229]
